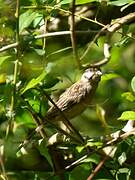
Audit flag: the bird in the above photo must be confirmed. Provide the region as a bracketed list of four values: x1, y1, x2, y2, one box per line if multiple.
[44, 68, 102, 123]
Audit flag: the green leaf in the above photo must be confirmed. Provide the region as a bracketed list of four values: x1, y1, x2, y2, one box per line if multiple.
[76, 145, 85, 153]
[122, 92, 135, 102]
[19, 10, 38, 33]
[38, 139, 53, 168]
[118, 111, 135, 121]
[131, 76, 135, 93]
[0, 73, 6, 84]
[108, 0, 130, 6]
[70, 164, 90, 180]
[76, 0, 97, 5]
[16, 109, 34, 127]
[43, 73, 60, 89]
[21, 71, 46, 94]
[60, 0, 97, 5]
[96, 105, 108, 128]
[0, 56, 11, 66]
[118, 152, 127, 165]
[101, 73, 120, 81]
[34, 48, 45, 56]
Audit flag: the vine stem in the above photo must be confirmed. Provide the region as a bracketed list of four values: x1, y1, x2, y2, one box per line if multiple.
[70, 0, 81, 69]
[7, 0, 20, 135]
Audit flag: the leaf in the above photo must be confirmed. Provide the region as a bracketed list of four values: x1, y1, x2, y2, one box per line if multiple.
[122, 92, 135, 102]
[108, 0, 130, 6]
[118, 111, 135, 121]
[34, 48, 45, 56]
[43, 73, 60, 88]
[96, 105, 108, 127]
[101, 73, 120, 81]
[60, 0, 97, 5]
[76, 145, 85, 153]
[131, 76, 135, 93]
[19, 10, 38, 33]
[0, 56, 11, 66]
[21, 71, 46, 94]
[76, 0, 97, 5]
[0, 73, 6, 84]
[70, 164, 90, 180]
[38, 139, 53, 168]
[118, 152, 127, 165]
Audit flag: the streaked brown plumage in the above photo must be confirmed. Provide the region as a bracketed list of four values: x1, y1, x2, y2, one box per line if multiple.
[45, 68, 102, 122]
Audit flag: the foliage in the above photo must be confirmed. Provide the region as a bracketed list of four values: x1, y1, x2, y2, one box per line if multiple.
[0, 0, 135, 179]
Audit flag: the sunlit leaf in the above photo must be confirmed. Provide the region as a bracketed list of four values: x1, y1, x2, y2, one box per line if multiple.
[118, 152, 127, 165]
[21, 71, 46, 94]
[76, 145, 85, 153]
[101, 73, 120, 81]
[96, 105, 108, 129]
[0, 73, 6, 84]
[76, 0, 97, 5]
[131, 76, 135, 93]
[122, 92, 135, 102]
[118, 111, 135, 121]
[108, 0, 130, 6]
[60, 0, 97, 5]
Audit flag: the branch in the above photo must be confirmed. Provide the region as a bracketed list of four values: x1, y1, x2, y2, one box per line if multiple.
[108, 12, 135, 33]
[41, 89, 84, 143]
[87, 153, 110, 180]
[81, 12, 135, 65]
[0, 42, 18, 52]
[22, 5, 104, 27]
[89, 42, 111, 67]
[70, 0, 81, 69]
[0, 31, 100, 53]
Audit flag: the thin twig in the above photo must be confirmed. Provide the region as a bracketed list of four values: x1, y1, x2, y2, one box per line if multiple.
[70, 0, 81, 69]
[0, 42, 18, 52]
[0, 152, 8, 180]
[80, 26, 108, 61]
[22, 5, 105, 27]
[87, 126, 135, 179]
[87, 154, 109, 180]
[18, 94, 83, 150]
[6, 0, 20, 135]
[35, 30, 99, 39]
[23, 99, 47, 139]
[89, 42, 111, 67]
[65, 127, 135, 171]
[107, 12, 135, 33]
[42, 89, 85, 143]
[0, 31, 100, 53]
[81, 12, 135, 63]
[1, 12, 134, 55]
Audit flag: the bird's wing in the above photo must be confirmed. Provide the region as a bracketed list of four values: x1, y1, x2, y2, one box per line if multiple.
[47, 81, 87, 114]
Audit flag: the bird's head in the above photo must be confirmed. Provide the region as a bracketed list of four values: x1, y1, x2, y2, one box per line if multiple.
[81, 68, 102, 82]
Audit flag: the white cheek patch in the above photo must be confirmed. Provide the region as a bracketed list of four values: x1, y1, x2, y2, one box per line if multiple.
[81, 69, 102, 81]
[84, 70, 94, 79]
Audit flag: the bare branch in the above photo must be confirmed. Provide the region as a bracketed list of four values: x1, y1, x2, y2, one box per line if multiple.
[0, 31, 99, 53]
[0, 42, 18, 52]
[108, 12, 135, 33]
[70, 0, 81, 69]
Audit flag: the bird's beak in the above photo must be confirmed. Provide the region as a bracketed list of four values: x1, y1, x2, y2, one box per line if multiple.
[96, 70, 102, 76]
